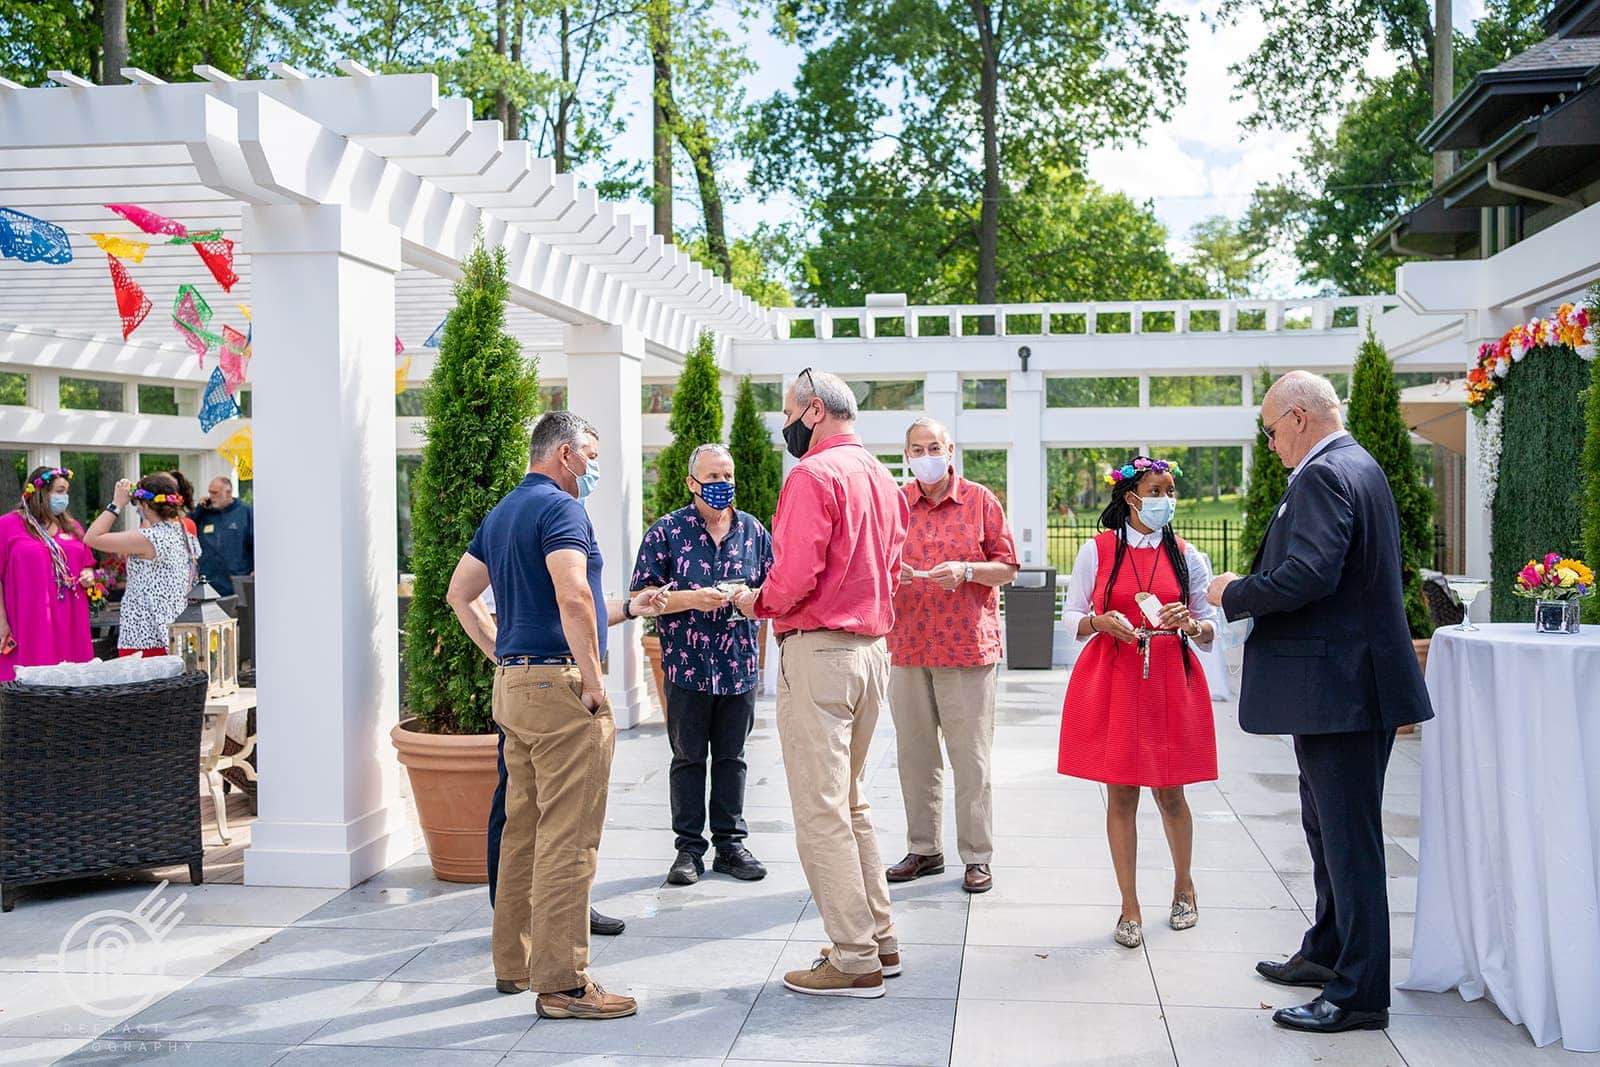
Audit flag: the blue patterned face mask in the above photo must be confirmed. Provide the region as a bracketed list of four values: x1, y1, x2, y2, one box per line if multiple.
[695, 478, 735, 510]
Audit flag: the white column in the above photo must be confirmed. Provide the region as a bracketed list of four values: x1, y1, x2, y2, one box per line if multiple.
[242, 204, 410, 889]
[29, 371, 60, 471]
[925, 370, 959, 431]
[1008, 370, 1047, 567]
[564, 324, 648, 729]
[193, 451, 234, 495]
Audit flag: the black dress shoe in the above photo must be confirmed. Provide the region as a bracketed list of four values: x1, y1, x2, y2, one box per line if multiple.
[1256, 954, 1338, 988]
[667, 849, 704, 885]
[590, 908, 625, 936]
[1272, 997, 1388, 1033]
[712, 845, 768, 881]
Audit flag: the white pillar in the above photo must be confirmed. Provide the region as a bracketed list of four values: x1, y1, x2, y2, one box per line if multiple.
[1008, 370, 1047, 567]
[925, 370, 958, 432]
[1463, 409, 1493, 609]
[242, 204, 410, 889]
[564, 324, 648, 729]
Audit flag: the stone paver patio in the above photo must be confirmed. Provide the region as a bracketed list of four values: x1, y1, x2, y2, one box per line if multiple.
[0, 667, 1588, 1065]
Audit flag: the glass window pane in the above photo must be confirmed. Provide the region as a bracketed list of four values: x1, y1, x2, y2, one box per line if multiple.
[61, 451, 129, 525]
[236, 390, 252, 418]
[138, 385, 183, 415]
[962, 378, 1007, 410]
[140, 454, 181, 477]
[961, 449, 1007, 508]
[397, 454, 422, 572]
[643, 383, 674, 414]
[539, 384, 567, 411]
[0, 451, 28, 501]
[848, 380, 923, 411]
[1046, 377, 1138, 408]
[59, 377, 125, 412]
[396, 387, 428, 417]
[1149, 375, 1241, 407]
[0, 372, 28, 406]
[877, 453, 909, 481]
[749, 381, 783, 412]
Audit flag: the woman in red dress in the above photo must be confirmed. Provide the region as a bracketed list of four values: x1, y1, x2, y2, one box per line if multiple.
[1058, 456, 1218, 949]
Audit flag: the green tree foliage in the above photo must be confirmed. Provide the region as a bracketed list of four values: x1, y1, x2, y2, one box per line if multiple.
[753, 0, 1185, 304]
[683, 226, 798, 307]
[1239, 368, 1289, 567]
[1583, 285, 1600, 624]
[727, 375, 781, 528]
[1490, 345, 1588, 622]
[1183, 216, 1264, 299]
[1230, 0, 1546, 294]
[1348, 326, 1433, 637]
[652, 332, 723, 517]
[405, 240, 541, 734]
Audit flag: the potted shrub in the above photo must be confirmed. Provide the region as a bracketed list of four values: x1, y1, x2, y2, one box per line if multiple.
[1348, 326, 1435, 681]
[390, 239, 541, 882]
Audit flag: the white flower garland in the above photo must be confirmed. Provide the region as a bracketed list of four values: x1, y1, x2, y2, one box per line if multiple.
[1476, 395, 1505, 508]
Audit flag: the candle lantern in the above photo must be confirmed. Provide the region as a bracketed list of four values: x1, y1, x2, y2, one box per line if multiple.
[167, 581, 239, 697]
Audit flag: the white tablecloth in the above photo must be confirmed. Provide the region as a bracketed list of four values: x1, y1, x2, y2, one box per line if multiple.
[1400, 623, 1600, 1051]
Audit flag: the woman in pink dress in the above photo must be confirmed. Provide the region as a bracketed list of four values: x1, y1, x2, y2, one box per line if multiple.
[0, 467, 97, 682]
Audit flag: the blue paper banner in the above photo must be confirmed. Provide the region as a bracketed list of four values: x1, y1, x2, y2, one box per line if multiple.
[0, 207, 73, 264]
[423, 319, 446, 348]
[198, 366, 240, 432]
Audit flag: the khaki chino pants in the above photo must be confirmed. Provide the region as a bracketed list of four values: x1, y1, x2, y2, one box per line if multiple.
[777, 630, 898, 974]
[888, 664, 997, 864]
[490, 665, 615, 993]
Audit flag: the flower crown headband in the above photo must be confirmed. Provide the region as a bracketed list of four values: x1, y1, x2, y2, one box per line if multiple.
[132, 489, 184, 506]
[21, 467, 73, 497]
[1102, 457, 1182, 488]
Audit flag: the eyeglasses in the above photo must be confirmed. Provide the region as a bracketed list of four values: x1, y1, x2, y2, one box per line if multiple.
[1263, 406, 1300, 443]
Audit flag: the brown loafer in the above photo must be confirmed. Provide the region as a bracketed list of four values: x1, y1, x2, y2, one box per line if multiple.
[535, 981, 638, 1020]
[886, 852, 945, 882]
[963, 863, 993, 893]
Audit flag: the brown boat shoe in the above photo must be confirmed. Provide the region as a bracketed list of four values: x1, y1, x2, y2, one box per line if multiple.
[782, 958, 886, 998]
[819, 944, 902, 977]
[535, 981, 638, 1020]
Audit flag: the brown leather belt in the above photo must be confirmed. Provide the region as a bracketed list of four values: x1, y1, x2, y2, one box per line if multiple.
[777, 627, 845, 646]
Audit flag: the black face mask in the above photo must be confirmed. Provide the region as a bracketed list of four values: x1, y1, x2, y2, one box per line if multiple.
[782, 404, 817, 460]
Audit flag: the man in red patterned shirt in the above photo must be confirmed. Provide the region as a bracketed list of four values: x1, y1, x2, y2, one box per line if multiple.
[884, 417, 1018, 894]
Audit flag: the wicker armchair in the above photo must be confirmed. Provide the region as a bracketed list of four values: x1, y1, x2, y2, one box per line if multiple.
[0, 671, 209, 911]
[1421, 572, 1466, 629]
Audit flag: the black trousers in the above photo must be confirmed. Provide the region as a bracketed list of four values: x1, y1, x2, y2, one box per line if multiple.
[1293, 728, 1397, 1011]
[666, 682, 755, 857]
[486, 727, 508, 907]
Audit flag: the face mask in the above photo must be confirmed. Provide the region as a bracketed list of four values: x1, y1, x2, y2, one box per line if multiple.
[695, 479, 736, 510]
[908, 454, 950, 485]
[48, 493, 70, 516]
[782, 403, 818, 460]
[565, 454, 600, 500]
[1134, 494, 1176, 530]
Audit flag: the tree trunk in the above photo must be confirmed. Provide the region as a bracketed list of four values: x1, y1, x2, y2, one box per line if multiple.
[553, 3, 572, 169]
[1211, 447, 1220, 501]
[971, 0, 1001, 309]
[507, 0, 524, 138]
[494, 0, 509, 129]
[1431, 0, 1454, 187]
[680, 122, 731, 280]
[100, 0, 127, 84]
[648, 0, 673, 242]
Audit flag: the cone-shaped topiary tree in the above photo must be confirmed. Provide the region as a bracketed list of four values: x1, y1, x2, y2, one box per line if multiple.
[652, 331, 724, 517]
[1585, 285, 1600, 625]
[1239, 367, 1289, 568]
[728, 375, 782, 527]
[1348, 325, 1434, 637]
[405, 239, 541, 734]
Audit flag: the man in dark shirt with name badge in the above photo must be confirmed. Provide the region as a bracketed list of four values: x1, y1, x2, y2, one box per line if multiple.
[631, 443, 774, 886]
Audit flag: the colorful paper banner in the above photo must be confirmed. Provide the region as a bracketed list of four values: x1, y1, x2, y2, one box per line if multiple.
[89, 233, 150, 263]
[396, 355, 412, 395]
[220, 325, 250, 394]
[104, 203, 188, 238]
[215, 425, 253, 480]
[0, 207, 73, 264]
[106, 254, 152, 341]
[198, 366, 240, 432]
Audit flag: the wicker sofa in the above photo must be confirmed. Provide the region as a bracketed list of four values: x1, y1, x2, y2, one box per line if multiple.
[0, 671, 209, 911]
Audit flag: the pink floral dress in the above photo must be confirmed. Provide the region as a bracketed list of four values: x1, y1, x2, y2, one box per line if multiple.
[0, 510, 95, 682]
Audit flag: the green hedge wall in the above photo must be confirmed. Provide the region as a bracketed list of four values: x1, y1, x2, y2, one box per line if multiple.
[1490, 345, 1588, 622]
[1585, 288, 1600, 624]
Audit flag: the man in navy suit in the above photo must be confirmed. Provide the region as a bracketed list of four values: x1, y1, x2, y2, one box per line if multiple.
[1207, 370, 1432, 1034]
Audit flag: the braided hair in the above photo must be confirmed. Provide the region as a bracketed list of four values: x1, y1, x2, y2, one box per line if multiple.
[1097, 457, 1193, 675]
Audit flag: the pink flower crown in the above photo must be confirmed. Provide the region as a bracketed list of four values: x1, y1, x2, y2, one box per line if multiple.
[132, 489, 184, 506]
[1103, 457, 1182, 488]
[21, 467, 73, 497]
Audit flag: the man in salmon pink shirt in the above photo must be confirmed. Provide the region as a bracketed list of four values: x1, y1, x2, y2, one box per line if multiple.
[884, 418, 1018, 895]
[730, 368, 909, 1000]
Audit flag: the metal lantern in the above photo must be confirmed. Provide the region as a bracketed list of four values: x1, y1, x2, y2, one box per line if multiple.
[168, 581, 239, 697]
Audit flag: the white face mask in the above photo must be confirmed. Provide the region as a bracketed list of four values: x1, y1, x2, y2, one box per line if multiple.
[908, 453, 951, 485]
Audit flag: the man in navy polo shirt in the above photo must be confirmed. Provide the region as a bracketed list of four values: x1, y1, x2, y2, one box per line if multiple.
[631, 443, 773, 886]
[446, 410, 655, 1022]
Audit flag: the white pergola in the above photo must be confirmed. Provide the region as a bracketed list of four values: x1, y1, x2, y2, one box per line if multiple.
[0, 67, 770, 890]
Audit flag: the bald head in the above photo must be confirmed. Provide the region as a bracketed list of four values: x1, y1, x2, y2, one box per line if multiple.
[1261, 370, 1344, 469]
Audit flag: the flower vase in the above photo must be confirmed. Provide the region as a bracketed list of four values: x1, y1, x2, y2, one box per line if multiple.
[1533, 599, 1580, 635]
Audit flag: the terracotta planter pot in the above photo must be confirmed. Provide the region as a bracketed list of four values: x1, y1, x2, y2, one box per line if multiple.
[642, 634, 667, 715]
[390, 721, 500, 883]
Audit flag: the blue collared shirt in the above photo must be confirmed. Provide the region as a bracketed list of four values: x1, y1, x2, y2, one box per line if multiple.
[630, 505, 773, 694]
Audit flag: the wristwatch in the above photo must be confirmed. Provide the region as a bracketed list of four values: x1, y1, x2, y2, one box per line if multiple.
[103, 503, 120, 516]
[621, 597, 635, 620]
[963, 563, 974, 584]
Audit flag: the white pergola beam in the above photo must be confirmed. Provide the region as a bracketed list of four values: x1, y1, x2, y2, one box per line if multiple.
[120, 68, 167, 86]
[47, 71, 95, 89]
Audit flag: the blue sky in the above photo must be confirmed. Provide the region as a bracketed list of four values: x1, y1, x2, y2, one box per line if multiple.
[583, 0, 1488, 298]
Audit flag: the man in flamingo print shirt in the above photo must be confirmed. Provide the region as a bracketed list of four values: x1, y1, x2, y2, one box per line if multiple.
[631, 443, 773, 887]
[885, 418, 1018, 894]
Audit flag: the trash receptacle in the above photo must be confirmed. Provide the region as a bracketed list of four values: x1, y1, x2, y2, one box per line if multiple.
[1004, 567, 1057, 669]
